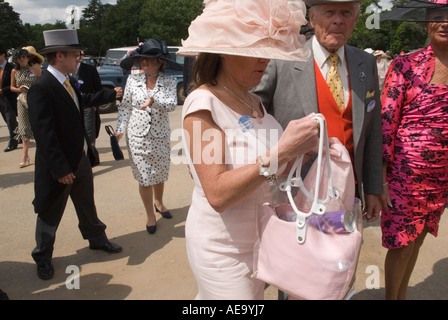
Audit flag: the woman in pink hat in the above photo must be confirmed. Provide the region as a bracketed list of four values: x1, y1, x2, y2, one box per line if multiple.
[381, 0, 448, 300]
[178, 0, 327, 299]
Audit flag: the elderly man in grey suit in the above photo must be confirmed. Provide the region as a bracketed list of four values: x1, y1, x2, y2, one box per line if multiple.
[254, 0, 382, 222]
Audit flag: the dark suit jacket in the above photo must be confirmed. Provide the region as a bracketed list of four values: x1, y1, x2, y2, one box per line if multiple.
[28, 69, 115, 213]
[1, 62, 17, 111]
[77, 62, 102, 94]
[78, 62, 103, 136]
[254, 39, 383, 198]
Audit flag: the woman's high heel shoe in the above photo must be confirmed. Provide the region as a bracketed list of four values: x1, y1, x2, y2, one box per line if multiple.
[146, 224, 157, 234]
[19, 157, 31, 168]
[154, 204, 172, 219]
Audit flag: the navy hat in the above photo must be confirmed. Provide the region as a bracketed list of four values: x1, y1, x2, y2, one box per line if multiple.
[120, 39, 182, 71]
[381, 0, 448, 22]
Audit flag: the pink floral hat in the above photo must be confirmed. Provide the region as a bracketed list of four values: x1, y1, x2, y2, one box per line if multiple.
[177, 0, 310, 62]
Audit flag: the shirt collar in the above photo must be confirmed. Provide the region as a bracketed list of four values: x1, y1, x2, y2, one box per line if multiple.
[312, 36, 346, 68]
[0, 60, 7, 69]
[47, 64, 69, 85]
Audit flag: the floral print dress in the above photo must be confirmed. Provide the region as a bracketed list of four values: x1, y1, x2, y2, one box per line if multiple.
[381, 45, 448, 249]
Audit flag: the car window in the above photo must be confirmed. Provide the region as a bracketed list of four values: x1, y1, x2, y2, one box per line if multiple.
[103, 50, 127, 66]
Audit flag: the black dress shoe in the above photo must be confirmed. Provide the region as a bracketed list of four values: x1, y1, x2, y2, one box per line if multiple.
[0, 289, 9, 300]
[89, 241, 122, 254]
[37, 262, 54, 280]
[4, 143, 18, 152]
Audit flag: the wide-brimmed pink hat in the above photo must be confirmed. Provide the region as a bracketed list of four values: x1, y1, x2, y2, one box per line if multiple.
[177, 0, 310, 62]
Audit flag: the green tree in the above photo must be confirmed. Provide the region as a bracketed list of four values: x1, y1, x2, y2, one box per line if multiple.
[139, 0, 204, 45]
[22, 21, 66, 51]
[79, 0, 111, 56]
[390, 21, 428, 53]
[0, 0, 26, 49]
[100, 0, 144, 48]
[349, 0, 394, 50]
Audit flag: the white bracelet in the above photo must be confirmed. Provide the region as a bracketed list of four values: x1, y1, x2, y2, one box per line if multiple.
[257, 156, 277, 185]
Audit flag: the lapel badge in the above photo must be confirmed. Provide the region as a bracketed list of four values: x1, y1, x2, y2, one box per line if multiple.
[359, 72, 366, 82]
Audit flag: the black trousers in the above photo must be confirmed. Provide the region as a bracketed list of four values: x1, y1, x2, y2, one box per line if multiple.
[31, 154, 107, 264]
[84, 107, 100, 166]
[0, 97, 18, 144]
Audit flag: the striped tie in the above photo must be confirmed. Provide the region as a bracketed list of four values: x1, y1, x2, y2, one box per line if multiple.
[326, 53, 345, 111]
[64, 78, 75, 99]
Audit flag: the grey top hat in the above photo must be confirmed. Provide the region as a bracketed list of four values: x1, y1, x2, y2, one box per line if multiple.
[304, 0, 362, 6]
[40, 29, 86, 54]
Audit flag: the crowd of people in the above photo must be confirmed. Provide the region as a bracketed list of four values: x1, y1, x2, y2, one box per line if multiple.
[1, 0, 447, 301]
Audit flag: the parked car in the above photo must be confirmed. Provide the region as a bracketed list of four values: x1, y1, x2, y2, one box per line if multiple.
[97, 46, 185, 113]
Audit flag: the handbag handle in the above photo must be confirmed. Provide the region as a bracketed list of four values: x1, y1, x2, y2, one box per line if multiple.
[280, 114, 339, 243]
[105, 125, 115, 137]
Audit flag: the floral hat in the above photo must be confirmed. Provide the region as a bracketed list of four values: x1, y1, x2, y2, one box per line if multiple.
[177, 0, 310, 62]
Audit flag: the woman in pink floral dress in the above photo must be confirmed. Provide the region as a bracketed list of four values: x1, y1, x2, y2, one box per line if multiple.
[381, 2, 448, 300]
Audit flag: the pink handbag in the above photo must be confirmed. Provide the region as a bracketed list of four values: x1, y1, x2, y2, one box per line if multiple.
[252, 114, 363, 300]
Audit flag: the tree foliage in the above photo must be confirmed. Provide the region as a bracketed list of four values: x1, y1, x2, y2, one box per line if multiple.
[1, 0, 429, 56]
[0, 0, 26, 49]
[139, 0, 204, 45]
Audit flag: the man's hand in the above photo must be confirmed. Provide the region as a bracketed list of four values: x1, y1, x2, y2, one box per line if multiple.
[58, 172, 76, 185]
[114, 87, 123, 99]
[364, 193, 382, 222]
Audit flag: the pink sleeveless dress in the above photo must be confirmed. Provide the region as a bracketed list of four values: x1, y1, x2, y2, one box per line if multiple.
[182, 89, 283, 299]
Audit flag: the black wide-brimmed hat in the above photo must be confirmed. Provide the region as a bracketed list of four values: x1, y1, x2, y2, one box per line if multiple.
[40, 29, 86, 54]
[381, 0, 448, 22]
[120, 39, 183, 71]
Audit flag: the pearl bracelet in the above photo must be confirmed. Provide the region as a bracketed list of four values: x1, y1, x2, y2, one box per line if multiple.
[257, 156, 277, 185]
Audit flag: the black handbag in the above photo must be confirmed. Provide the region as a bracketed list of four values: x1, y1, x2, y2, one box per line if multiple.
[105, 125, 124, 160]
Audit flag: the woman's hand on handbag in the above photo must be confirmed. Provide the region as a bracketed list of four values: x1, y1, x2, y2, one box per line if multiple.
[275, 114, 319, 165]
[115, 132, 123, 142]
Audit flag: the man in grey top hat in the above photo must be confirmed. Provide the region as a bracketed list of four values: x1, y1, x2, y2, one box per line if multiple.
[27, 29, 122, 280]
[254, 0, 383, 223]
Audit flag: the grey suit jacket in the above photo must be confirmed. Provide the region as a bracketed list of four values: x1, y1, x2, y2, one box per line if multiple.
[254, 40, 383, 198]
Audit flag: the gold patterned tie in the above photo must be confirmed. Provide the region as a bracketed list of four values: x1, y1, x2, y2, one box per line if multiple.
[326, 53, 345, 111]
[64, 78, 75, 99]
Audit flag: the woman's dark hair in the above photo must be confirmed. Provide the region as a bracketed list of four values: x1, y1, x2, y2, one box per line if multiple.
[28, 54, 41, 66]
[191, 53, 222, 90]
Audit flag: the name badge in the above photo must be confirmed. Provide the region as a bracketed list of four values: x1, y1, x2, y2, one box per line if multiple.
[367, 100, 376, 112]
[238, 115, 253, 132]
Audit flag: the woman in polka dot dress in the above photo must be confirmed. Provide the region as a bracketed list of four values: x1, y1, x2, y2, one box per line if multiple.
[115, 39, 181, 234]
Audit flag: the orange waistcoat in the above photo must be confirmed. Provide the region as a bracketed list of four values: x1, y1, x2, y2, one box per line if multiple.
[314, 60, 354, 164]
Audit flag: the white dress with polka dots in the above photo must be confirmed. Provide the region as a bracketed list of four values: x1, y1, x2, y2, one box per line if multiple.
[116, 72, 177, 186]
